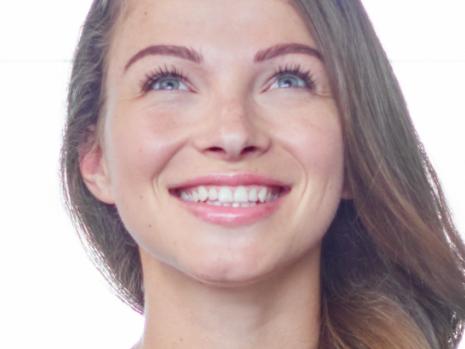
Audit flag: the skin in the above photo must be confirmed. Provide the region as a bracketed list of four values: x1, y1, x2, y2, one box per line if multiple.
[80, 0, 349, 347]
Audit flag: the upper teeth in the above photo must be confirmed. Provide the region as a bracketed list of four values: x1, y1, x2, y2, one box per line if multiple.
[177, 185, 281, 204]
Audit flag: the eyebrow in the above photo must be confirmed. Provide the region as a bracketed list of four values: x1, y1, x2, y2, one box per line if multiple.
[254, 43, 323, 63]
[124, 42, 323, 72]
[124, 45, 203, 71]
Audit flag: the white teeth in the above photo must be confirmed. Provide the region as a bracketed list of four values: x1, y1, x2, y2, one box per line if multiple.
[177, 185, 283, 205]
[258, 187, 267, 203]
[208, 187, 218, 200]
[198, 186, 209, 202]
[181, 191, 192, 201]
[233, 186, 248, 203]
[218, 187, 233, 203]
[248, 187, 258, 202]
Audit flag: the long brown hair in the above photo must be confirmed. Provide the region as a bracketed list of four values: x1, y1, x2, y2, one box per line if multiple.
[60, 0, 465, 348]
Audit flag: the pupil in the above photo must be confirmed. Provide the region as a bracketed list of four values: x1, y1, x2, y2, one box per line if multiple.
[279, 75, 297, 88]
[161, 79, 178, 90]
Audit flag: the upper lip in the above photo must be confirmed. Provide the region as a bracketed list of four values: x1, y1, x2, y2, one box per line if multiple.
[169, 173, 291, 191]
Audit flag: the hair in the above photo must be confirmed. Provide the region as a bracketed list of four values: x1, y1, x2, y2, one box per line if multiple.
[60, 0, 465, 348]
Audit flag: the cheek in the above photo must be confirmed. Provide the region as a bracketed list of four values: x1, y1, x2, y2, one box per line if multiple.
[305, 132, 344, 182]
[279, 108, 344, 179]
[259, 94, 344, 176]
[277, 107, 345, 241]
[295, 128, 342, 166]
[106, 108, 189, 189]
[103, 107, 192, 249]
[294, 125, 345, 220]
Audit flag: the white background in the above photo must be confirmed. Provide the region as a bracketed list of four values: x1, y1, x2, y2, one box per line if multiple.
[0, 1, 463, 348]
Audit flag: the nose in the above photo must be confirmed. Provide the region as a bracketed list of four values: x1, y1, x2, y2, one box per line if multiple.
[192, 97, 271, 162]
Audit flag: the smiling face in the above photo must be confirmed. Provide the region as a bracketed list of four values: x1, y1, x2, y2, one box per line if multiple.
[80, 0, 347, 286]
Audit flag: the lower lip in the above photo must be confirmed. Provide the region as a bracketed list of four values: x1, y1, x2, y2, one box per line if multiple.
[172, 192, 288, 227]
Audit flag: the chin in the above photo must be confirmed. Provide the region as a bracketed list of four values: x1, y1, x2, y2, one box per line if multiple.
[180, 253, 275, 288]
[178, 247, 303, 290]
[188, 270, 273, 289]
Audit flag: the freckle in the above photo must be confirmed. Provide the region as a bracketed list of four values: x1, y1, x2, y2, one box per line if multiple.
[148, 224, 152, 228]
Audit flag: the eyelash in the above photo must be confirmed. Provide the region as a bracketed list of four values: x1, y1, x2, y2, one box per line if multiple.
[140, 63, 316, 93]
[270, 64, 316, 90]
[141, 64, 189, 93]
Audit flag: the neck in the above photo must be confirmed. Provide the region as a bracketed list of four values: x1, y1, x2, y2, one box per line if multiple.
[137, 249, 321, 349]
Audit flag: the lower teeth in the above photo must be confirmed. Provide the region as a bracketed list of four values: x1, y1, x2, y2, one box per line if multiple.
[207, 201, 258, 207]
[177, 192, 281, 206]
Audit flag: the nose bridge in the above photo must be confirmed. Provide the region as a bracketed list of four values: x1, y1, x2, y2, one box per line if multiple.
[218, 97, 251, 148]
[219, 96, 249, 131]
[193, 89, 270, 161]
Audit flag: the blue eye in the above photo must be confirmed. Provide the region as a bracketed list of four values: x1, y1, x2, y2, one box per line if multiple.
[269, 65, 316, 90]
[142, 65, 190, 93]
[272, 74, 308, 89]
[149, 75, 189, 91]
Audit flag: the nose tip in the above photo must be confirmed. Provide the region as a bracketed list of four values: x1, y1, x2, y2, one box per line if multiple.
[193, 103, 271, 161]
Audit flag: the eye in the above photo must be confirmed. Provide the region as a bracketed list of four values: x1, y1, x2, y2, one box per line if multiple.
[150, 75, 189, 91]
[269, 64, 316, 90]
[273, 74, 307, 89]
[141, 65, 190, 93]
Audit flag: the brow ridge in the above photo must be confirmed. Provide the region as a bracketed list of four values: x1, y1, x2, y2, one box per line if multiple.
[124, 45, 203, 71]
[124, 42, 323, 72]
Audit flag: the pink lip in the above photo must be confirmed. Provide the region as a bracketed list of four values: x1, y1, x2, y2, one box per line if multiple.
[168, 173, 291, 227]
[173, 193, 288, 227]
[169, 173, 291, 190]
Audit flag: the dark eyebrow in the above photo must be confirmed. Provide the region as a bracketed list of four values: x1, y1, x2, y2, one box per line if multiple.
[124, 42, 323, 72]
[254, 43, 323, 63]
[124, 45, 204, 71]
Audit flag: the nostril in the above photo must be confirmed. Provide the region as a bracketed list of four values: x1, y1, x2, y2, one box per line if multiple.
[242, 145, 257, 154]
[208, 146, 224, 153]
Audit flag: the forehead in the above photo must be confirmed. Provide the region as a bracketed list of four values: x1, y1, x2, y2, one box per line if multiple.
[120, 0, 301, 24]
[111, 0, 314, 59]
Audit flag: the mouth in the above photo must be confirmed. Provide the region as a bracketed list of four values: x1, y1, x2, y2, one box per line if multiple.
[168, 173, 292, 226]
[169, 184, 289, 207]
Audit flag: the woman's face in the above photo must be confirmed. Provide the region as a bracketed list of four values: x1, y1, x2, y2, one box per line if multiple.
[83, 0, 347, 285]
